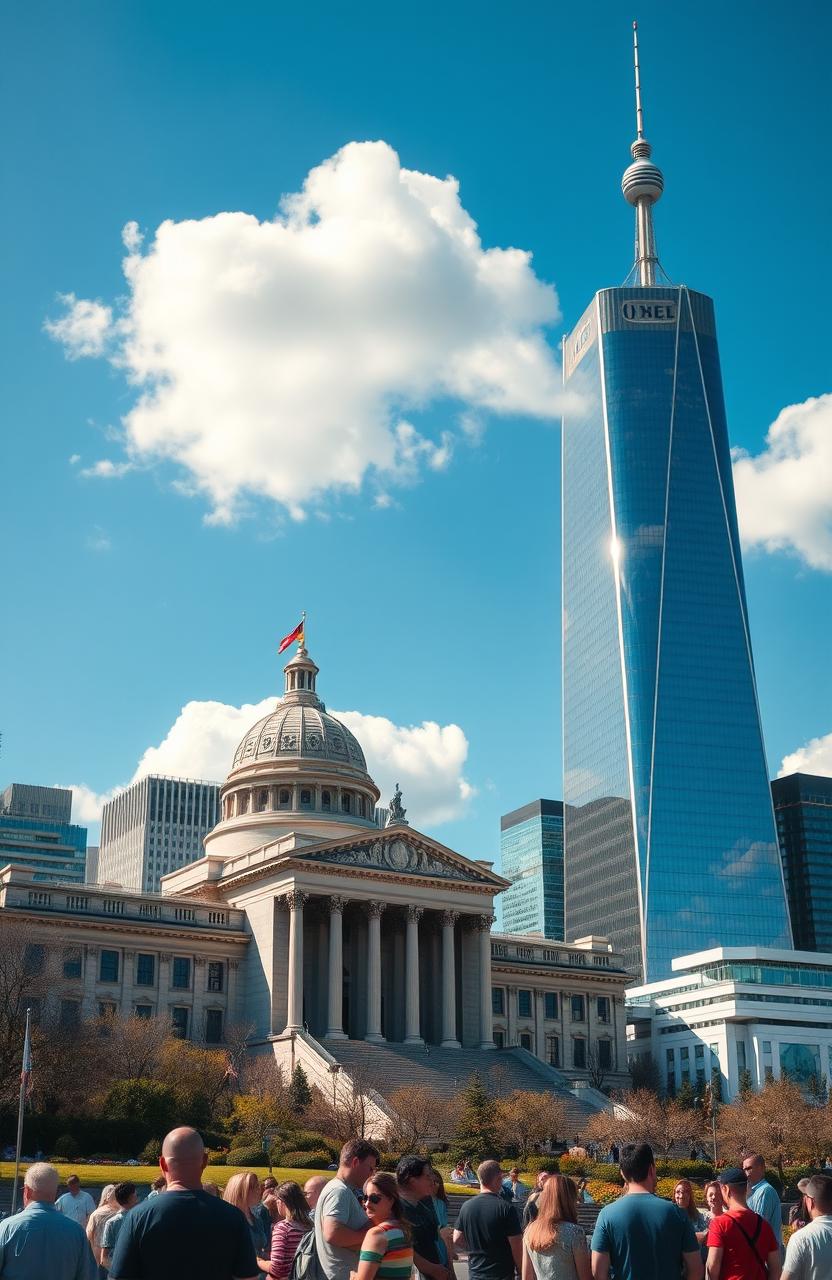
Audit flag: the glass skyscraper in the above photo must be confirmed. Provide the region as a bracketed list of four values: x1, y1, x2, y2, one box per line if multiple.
[500, 799, 564, 938]
[772, 773, 832, 953]
[0, 783, 87, 883]
[562, 26, 791, 981]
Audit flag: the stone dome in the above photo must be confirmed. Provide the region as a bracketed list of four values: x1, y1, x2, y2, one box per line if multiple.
[232, 702, 367, 773]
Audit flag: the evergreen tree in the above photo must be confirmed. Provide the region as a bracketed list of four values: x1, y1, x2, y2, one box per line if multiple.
[737, 1068, 754, 1098]
[675, 1079, 697, 1110]
[288, 1064, 312, 1115]
[709, 1067, 723, 1104]
[449, 1072, 500, 1162]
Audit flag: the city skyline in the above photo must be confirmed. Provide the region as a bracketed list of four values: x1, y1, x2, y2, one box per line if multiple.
[2, 2, 830, 869]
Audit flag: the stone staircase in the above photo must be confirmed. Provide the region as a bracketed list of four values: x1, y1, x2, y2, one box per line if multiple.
[320, 1038, 603, 1134]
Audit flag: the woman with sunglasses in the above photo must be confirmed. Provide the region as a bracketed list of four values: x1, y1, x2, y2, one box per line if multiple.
[356, 1172, 413, 1280]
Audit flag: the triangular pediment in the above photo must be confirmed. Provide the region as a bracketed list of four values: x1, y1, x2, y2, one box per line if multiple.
[292, 827, 508, 888]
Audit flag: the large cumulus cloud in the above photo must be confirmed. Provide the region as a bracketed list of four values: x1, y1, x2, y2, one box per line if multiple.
[47, 140, 570, 522]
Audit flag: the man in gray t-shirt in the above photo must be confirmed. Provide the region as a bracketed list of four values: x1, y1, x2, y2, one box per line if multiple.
[314, 1139, 379, 1280]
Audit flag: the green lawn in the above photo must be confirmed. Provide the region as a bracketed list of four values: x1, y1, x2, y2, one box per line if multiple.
[0, 1161, 337, 1189]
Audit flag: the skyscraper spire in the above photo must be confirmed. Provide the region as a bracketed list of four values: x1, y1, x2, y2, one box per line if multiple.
[621, 21, 664, 284]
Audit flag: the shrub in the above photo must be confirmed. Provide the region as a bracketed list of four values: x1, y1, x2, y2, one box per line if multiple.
[586, 1179, 622, 1206]
[206, 1151, 227, 1166]
[524, 1157, 560, 1176]
[559, 1155, 588, 1176]
[378, 1151, 407, 1173]
[227, 1145, 268, 1168]
[282, 1131, 337, 1157]
[52, 1134, 81, 1160]
[280, 1149, 333, 1170]
[654, 1159, 714, 1180]
[140, 1139, 162, 1164]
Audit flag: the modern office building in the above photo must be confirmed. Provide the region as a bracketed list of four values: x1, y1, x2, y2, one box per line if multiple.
[773, 772, 832, 953]
[0, 783, 87, 884]
[500, 799, 564, 939]
[98, 775, 220, 892]
[561, 27, 791, 982]
[627, 945, 832, 1101]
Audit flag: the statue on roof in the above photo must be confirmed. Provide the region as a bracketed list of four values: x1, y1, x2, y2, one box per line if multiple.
[386, 783, 408, 827]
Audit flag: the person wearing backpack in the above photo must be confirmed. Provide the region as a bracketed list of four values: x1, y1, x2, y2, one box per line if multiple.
[269, 1182, 314, 1280]
[705, 1168, 781, 1280]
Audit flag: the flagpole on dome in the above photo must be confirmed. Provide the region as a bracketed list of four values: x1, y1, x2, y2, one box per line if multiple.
[11, 1006, 32, 1215]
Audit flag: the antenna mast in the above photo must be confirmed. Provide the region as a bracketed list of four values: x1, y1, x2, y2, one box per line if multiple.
[621, 21, 665, 285]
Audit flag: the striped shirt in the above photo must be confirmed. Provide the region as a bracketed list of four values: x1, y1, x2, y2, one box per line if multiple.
[359, 1221, 413, 1280]
[269, 1217, 308, 1279]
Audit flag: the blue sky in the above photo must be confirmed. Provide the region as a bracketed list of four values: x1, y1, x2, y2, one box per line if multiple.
[2, 0, 830, 869]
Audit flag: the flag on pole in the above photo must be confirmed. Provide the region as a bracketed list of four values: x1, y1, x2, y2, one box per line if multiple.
[278, 619, 305, 654]
[21, 1017, 33, 1098]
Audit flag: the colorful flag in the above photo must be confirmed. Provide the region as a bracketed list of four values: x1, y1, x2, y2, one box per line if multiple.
[21, 1017, 33, 1098]
[278, 619, 305, 654]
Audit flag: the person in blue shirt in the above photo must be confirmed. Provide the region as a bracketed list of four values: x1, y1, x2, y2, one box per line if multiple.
[743, 1154, 784, 1254]
[590, 1142, 703, 1280]
[0, 1162, 97, 1280]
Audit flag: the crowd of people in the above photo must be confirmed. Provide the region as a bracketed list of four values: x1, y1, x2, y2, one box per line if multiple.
[1, 1129, 832, 1280]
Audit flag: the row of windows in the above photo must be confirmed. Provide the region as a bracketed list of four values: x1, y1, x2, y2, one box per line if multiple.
[491, 988, 611, 1023]
[227, 786, 369, 820]
[25, 945, 226, 993]
[26, 998, 225, 1044]
[492, 1030, 614, 1071]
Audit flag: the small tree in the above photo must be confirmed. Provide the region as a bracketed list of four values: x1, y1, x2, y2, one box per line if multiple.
[737, 1068, 754, 1099]
[497, 1090, 567, 1163]
[288, 1064, 312, 1116]
[586, 1048, 609, 1093]
[450, 1072, 500, 1162]
[104, 1079, 179, 1133]
[675, 1080, 697, 1111]
[385, 1085, 449, 1151]
[628, 1053, 662, 1096]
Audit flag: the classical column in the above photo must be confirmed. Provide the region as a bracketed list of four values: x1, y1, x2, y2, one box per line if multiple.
[158, 952, 172, 1023]
[82, 944, 99, 1019]
[365, 902, 386, 1042]
[326, 896, 348, 1040]
[120, 951, 136, 1017]
[534, 989, 545, 1060]
[227, 958, 240, 1025]
[476, 915, 496, 1049]
[284, 890, 308, 1032]
[440, 911, 460, 1048]
[404, 906, 423, 1044]
[507, 984, 517, 1046]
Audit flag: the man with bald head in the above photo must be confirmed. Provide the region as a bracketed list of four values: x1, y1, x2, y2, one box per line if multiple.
[0, 1162, 97, 1279]
[304, 1176, 327, 1210]
[109, 1126, 258, 1280]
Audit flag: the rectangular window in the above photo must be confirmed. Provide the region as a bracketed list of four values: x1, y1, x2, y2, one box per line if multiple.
[205, 1009, 223, 1044]
[24, 944, 45, 976]
[171, 957, 191, 990]
[547, 1035, 560, 1067]
[597, 996, 610, 1023]
[571, 995, 585, 1022]
[493, 1030, 505, 1049]
[63, 948, 82, 979]
[136, 954, 155, 987]
[491, 987, 505, 1015]
[207, 962, 224, 993]
[99, 949, 119, 983]
[666, 1047, 675, 1067]
[60, 999, 80, 1029]
[598, 1039, 613, 1069]
[519, 1032, 533, 1051]
[170, 1007, 189, 1039]
[544, 992, 558, 1019]
[98, 1001, 117, 1019]
[518, 989, 532, 1018]
[762, 1040, 772, 1054]
[680, 1045, 689, 1061]
[573, 1037, 587, 1069]
[135, 1004, 153, 1019]
[737, 1040, 747, 1071]
[695, 1043, 704, 1060]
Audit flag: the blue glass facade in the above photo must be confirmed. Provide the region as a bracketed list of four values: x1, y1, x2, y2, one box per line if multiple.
[500, 799, 564, 938]
[563, 286, 792, 981]
[0, 814, 87, 883]
[772, 772, 832, 952]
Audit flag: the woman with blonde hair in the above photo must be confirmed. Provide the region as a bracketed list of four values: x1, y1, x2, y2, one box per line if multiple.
[86, 1184, 117, 1278]
[223, 1171, 271, 1273]
[522, 1174, 590, 1280]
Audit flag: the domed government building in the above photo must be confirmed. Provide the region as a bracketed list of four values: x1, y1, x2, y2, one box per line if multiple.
[0, 642, 631, 1134]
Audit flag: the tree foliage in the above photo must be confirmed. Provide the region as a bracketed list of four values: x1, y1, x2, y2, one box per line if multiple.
[288, 1064, 313, 1115]
[584, 1089, 701, 1162]
[385, 1085, 449, 1152]
[449, 1072, 500, 1161]
[497, 1090, 567, 1161]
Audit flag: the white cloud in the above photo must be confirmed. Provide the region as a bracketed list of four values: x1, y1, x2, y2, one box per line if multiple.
[64, 694, 474, 829]
[69, 453, 81, 465]
[46, 140, 572, 522]
[121, 220, 143, 253]
[733, 393, 832, 571]
[85, 525, 112, 552]
[64, 783, 124, 825]
[44, 292, 112, 358]
[779, 731, 832, 778]
[80, 459, 133, 479]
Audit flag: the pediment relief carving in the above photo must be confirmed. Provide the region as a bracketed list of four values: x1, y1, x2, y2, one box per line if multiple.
[299, 835, 493, 884]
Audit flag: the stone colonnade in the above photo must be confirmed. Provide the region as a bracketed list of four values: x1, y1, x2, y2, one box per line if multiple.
[277, 890, 495, 1049]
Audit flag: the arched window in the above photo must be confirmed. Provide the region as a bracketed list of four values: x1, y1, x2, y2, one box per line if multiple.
[256, 789, 268, 812]
[358, 797, 365, 817]
[238, 793, 248, 814]
[279, 789, 290, 808]
[298, 671, 305, 688]
[300, 789, 312, 808]
[341, 793, 351, 814]
[321, 790, 331, 810]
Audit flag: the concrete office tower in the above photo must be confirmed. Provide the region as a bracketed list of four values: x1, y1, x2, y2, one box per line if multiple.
[98, 776, 220, 892]
[562, 25, 791, 981]
[500, 800, 564, 939]
[0, 783, 87, 883]
[772, 773, 832, 952]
